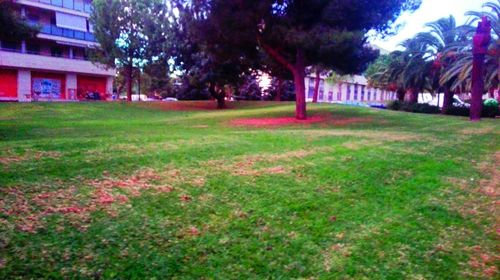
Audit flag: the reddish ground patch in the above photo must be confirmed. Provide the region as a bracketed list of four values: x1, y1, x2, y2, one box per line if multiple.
[230, 116, 326, 127]
[229, 115, 373, 128]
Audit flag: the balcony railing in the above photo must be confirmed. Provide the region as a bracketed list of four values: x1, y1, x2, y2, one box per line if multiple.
[36, 23, 96, 42]
[24, 0, 92, 14]
[0, 47, 89, 61]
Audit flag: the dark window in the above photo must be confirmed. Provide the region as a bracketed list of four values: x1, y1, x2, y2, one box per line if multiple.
[1, 41, 20, 51]
[27, 13, 40, 23]
[27, 43, 40, 55]
[307, 78, 315, 99]
[318, 80, 324, 101]
[51, 47, 63, 57]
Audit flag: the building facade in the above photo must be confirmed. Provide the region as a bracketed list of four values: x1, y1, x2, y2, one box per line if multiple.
[0, 0, 115, 102]
[305, 75, 397, 104]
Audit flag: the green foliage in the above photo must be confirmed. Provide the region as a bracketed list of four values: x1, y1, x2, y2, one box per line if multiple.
[0, 0, 38, 41]
[387, 100, 441, 114]
[484, 98, 499, 108]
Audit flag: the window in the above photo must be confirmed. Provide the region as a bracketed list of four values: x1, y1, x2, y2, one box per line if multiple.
[319, 80, 325, 101]
[1, 41, 20, 51]
[51, 47, 63, 57]
[27, 43, 40, 55]
[307, 78, 315, 99]
[353, 84, 358, 100]
[27, 13, 40, 23]
[56, 12, 87, 32]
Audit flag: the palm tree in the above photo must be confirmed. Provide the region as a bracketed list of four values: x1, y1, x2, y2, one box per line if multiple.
[398, 38, 434, 104]
[440, 1, 499, 99]
[412, 16, 464, 113]
[366, 53, 407, 102]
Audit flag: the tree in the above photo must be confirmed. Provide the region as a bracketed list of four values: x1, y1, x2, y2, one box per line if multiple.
[179, 0, 421, 119]
[440, 1, 499, 102]
[413, 16, 463, 113]
[89, 0, 164, 101]
[0, 0, 38, 41]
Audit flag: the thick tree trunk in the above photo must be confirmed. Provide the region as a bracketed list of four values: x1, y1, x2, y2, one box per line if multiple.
[396, 88, 405, 102]
[293, 50, 307, 120]
[471, 53, 485, 121]
[209, 83, 225, 109]
[216, 96, 225, 109]
[312, 70, 320, 103]
[442, 87, 453, 114]
[126, 64, 133, 102]
[274, 78, 283, 101]
[408, 88, 419, 104]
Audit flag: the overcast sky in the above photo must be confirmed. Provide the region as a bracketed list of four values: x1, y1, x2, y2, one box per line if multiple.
[370, 0, 488, 51]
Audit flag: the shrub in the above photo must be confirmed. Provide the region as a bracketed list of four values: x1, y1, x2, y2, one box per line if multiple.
[387, 101, 440, 114]
[447, 104, 499, 118]
[405, 103, 441, 114]
[482, 99, 499, 118]
[484, 98, 499, 107]
[387, 100, 404, 111]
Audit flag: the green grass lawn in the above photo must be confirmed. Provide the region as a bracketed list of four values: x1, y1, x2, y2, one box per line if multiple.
[0, 101, 498, 279]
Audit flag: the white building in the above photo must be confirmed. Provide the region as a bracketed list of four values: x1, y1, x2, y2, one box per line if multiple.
[305, 74, 397, 104]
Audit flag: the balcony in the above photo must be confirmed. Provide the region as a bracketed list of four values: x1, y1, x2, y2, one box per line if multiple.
[17, 0, 92, 14]
[0, 48, 115, 76]
[38, 24, 96, 42]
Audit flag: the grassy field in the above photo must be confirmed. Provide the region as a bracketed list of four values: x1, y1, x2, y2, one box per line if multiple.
[0, 101, 498, 279]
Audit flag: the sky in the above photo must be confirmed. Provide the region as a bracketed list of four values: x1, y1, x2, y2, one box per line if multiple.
[370, 0, 488, 52]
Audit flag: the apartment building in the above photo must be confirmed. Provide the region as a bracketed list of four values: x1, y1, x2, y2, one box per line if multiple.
[305, 75, 397, 104]
[0, 0, 115, 102]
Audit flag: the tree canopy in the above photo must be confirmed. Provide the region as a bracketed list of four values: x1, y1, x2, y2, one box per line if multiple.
[173, 0, 421, 119]
[0, 0, 38, 42]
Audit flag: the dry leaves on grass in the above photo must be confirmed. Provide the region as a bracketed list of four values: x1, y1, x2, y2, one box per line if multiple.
[203, 148, 330, 177]
[0, 150, 61, 166]
[0, 168, 188, 233]
[442, 152, 500, 279]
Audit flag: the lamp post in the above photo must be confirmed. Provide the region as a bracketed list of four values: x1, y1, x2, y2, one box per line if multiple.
[470, 17, 491, 121]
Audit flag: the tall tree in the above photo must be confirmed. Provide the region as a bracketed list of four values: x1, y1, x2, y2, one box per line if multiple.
[440, 1, 499, 101]
[89, 0, 164, 101]
[179, 0, 421, 119]
[414, 16, 463, 113]
[0, 0, 38, 41]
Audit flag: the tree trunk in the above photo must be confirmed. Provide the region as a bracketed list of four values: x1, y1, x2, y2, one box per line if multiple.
[209, 83, 225, 109]
[471, 53, 485, 121]
[442, 87, 453, 114]
[126, 64, 133, 102]
[137, 70, 141, 102]
[396, 88, 405, 102]
[293, 49, 306, 120]
[274, 78, 283, 101]
[408, 88, 419, 104]
[216, 96, 225, 109]
[312, 70, 320, 103]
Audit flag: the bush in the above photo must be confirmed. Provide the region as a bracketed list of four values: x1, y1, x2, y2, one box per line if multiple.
[405, 103, 441, 114]
[446, 106, 470, 117]
[387, 100, 404, 111]
[484, 98, 499, 107]
[447, 104, 499, 118]
[387, 101, 440, 114]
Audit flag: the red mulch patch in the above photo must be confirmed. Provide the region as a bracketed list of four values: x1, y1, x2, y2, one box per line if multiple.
[229, 115, 373, 128]
[230, 115, 326, 127]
